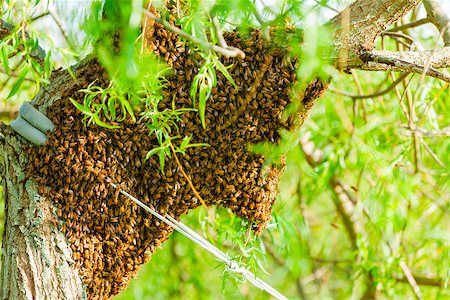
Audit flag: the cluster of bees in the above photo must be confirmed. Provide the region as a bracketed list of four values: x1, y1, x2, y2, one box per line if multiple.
[24, 18, 327, 299]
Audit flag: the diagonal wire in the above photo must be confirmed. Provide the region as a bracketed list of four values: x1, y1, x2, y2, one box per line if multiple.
[108, 181, 288, 300]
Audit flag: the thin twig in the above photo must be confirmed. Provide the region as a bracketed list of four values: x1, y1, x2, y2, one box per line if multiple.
[329, 72, 410, 99]
[421, 140, 446, 169]
[387, 18, 430, 32]
[402, 76, 421, 173]
[313, 0, 340, 13]
[404, 126, 450, 137]
[169, 142, 208, 209]
[399, 261, 423, 299]
[143, 10, 245, 58]
[380, 31, 416, 46]
[30, 12, 50, 22]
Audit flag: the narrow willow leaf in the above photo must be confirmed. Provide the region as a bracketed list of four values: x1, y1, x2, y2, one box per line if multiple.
[216, 61, 237, 88]
[30, 58, 42, 75]
[7, 68, 28, 98]
[190, 76, 200, 108]
[158, 151, 166, 174]
[123, 100, 136, 122]
[102, 101, 110, 118]
[145, 147, 163, 160]
[185, 143, 209, 148]
[44, 51, 52, 78]
[199, 82, 209, 129]
[1, 46, 10, 75]
[70, 98, 93, 116]
[108, 98, 116, 119]
[207, 64, 217, 86]
[180, 135, 192, 148]
[93, 114, 120, 129]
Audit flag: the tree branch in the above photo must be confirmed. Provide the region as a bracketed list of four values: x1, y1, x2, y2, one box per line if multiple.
[360, 51, 450, 82]
[328, 0, 422, 69]
[328, 0, 450, 83]
[423, 0, 450, 46]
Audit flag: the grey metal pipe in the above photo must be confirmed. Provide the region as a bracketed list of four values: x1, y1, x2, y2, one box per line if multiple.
[10, 116, 48, 146]
[19, 102, 55, 133]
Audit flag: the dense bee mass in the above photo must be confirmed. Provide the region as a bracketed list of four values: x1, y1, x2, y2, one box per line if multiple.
[24, 20, 327, 299]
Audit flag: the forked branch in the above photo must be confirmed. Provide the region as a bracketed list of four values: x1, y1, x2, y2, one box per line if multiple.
[423, 0, 450, 46]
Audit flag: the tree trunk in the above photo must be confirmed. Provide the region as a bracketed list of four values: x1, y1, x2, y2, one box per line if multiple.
[0, 0, 422, 298]
[0, 128, 84, 299]
[0, 60, 95, 299]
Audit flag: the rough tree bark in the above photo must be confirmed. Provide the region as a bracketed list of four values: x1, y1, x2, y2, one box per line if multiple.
[0, 60, 95, 300]
[0, 0, 431, 299]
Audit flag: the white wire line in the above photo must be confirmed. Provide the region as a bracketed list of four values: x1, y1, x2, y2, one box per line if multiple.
[108, 181, 289, 300]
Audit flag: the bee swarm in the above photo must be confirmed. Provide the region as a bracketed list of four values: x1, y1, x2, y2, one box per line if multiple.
[25, 23, 327, 299]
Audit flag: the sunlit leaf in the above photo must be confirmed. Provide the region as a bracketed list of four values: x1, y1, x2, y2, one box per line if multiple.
[70, 98, 93, 116]
[1, 46, 10, 75]
[7, 68, 28, 99]
[93, 114, 120, 129]
[199, 81, 209, 129]
[108, 98, 116, 119]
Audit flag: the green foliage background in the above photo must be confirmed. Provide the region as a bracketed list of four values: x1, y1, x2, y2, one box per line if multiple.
[1, 0, 449, 299]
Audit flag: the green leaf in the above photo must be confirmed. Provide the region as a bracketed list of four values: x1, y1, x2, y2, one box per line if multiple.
[108, 98, 116, 119]
[199, 82, 209, 129]
[30, 57, 42, 75]
[207, 64, 217, 86]
[158, 151, 166, 174]
[1, 46, 10, 75]
[44, 51, 52, 79]
[180, 135, 192, 149]
[185, 143, 209, 148]
[93, 114, 120, 129]
[84, 93, 96, 108]
[7, 68, 28, 99]
[216, 60, 237, 88]
[190, 76, 200, 108]
[102, 101, 110, 118]
[122, 99, 136, 122]
[70, 98, 93, 116]
[145, 146, 163, 161]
